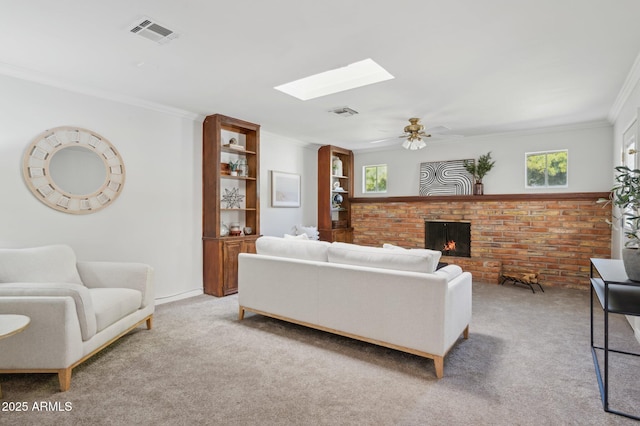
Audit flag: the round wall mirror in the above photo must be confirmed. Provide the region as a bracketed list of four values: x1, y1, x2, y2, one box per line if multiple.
[23, 126, 126, 214]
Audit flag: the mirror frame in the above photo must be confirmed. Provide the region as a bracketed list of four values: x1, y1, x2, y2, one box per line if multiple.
[23, 126, 125, 214]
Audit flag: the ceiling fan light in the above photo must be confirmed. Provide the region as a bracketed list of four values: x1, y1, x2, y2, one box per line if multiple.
[402, 137, 426, 150]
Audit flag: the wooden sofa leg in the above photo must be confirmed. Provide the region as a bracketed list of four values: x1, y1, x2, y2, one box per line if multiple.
[58, 368, 72, 392]
[433, 356, 444, 379]
[238, 306, 245, 320]
[463, 325, 469, 339]
[146, 316, 153, 330]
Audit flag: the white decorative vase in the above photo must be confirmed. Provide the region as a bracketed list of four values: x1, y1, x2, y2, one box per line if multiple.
[622, 247, 640, 281]
[332, 156, 343, 177]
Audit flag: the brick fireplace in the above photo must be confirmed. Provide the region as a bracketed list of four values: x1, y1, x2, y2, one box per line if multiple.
[351, 193, 611, 289]
[425, 220, 471, 257]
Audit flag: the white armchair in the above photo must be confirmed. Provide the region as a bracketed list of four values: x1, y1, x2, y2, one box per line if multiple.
[0, 245, 154, 391]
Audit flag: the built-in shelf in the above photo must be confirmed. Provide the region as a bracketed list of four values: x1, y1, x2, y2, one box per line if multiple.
[351, 192, 610, 203]
[202, 113, 260, 297]
[221, 147, 257, 155]
[318, 145, 354, 243]
[220, 176, 257, 181]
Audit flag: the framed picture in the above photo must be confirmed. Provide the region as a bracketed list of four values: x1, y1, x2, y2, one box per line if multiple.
[271, 171, 301, 207]
[419, 159, 474, 195]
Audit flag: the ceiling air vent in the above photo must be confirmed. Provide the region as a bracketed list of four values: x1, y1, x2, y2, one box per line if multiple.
[129, 17, 178, 45]
[330, 107, 359, 117]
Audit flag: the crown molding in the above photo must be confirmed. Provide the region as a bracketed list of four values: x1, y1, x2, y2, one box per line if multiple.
[608, 50, 640, 123]
[0, 62, 200, 120]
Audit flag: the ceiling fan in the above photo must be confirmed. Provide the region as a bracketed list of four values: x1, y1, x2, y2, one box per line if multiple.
[370, 118, 463, 150]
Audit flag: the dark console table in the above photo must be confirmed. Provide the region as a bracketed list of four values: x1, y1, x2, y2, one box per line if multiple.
[590, 258, 640, 421]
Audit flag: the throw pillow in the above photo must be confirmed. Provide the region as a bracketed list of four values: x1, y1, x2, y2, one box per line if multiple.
[292, 224, 320, 240]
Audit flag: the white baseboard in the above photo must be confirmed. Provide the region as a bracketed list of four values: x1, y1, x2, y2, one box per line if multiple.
[155, 289, 203, 305]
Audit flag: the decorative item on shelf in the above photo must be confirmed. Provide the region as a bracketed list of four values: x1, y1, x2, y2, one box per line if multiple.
[332, 156, 343, 176]
[601, 165, 640, 281]
[229, 160, 239, 176]
[220, 223, 230, 237]
[229, 222, 242, 236]
[222, 187, 244, 208]
[333, 181, 344, 192]
[238, 158, 249, 177]
[332, 193, 343, 208]
[223, 137, 245, 151]
[220, 162, 230, 175]
[243, 226, 253, 235]
[463, 152, 495, 195]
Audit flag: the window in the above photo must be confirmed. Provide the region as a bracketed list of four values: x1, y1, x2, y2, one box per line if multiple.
[363, 164, 387, 193]
[525, 150, 568, 188]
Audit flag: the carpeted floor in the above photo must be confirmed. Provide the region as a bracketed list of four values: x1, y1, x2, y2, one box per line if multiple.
[1, 281, 639, 425]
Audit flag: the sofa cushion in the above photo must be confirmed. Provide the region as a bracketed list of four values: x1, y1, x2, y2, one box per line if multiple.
[382, 243, 442, 273]
[328, 243, 442, 274]
[284, 233, 309, 240]
[256, 236, 330, 262]
[0, 245, 83, 285]
[0, 282, 97, 341]
[89, 288, 142, 332]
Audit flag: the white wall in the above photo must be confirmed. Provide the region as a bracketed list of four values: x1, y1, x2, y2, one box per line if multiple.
[259, 132, 318, 236]
[354, 122, 613, 197]
[612, 67, 640, 340]
[0, 74, 319, 302]
[0, 74, 203, 302]
[613, 86, 640, 259]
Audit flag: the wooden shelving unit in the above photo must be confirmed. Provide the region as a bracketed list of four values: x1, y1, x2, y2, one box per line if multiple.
[202, 114, 260, 296]
[317, 145, 354, 242]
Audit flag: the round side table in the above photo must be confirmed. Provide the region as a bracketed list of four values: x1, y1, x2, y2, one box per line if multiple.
[0, 315, 31, 398]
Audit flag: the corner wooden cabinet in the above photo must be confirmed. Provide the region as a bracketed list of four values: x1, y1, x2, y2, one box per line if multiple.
[318, 145, 354, 243]
[202, 114, 260, 296]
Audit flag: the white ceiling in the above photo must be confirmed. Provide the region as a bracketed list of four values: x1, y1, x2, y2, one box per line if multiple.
[2, 0, 640, 150]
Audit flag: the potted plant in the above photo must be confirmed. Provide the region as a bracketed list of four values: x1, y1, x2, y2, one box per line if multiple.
[607, 165, 640, 281]
[464, 152, 495, 195]
[229, 160, 239, 176]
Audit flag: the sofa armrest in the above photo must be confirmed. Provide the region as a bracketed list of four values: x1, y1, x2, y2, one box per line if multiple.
[76, 262, 154, 309]
[443, 271, 473, 350]
[0, 296, 83, 369]
[0, 282, 96, 340]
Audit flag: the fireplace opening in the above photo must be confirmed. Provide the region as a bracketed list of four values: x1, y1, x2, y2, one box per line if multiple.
[425, 221, 471, 257]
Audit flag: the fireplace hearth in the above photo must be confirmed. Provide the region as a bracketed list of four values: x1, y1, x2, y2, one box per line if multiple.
[425, 221, 471, 257]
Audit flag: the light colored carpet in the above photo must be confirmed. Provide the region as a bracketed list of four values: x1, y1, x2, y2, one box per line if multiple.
[1, 281, 638, 425]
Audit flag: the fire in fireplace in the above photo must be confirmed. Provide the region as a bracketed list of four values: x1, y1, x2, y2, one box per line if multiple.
[425, 221, 471, 257]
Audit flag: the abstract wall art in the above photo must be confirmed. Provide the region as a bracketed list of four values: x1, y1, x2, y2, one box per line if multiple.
[419, 159, 474, 196]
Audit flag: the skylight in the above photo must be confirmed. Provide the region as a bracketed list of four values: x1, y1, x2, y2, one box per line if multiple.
[274, 58, 394, 101]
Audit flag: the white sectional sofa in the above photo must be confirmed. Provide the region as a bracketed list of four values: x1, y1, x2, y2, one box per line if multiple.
[0, 245, 154, 391]
[238, 236, 472, 378]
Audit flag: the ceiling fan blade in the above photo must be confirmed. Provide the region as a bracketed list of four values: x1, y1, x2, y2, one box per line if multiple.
[369, 137, 398, 144]
[424, 125, 450, 134]
[430, 133, 464, 139]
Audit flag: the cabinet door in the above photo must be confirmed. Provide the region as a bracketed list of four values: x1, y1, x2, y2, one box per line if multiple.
[333, 228, 352, 243]
[223, 240, 243, 295]
[241, 239, 257, 254]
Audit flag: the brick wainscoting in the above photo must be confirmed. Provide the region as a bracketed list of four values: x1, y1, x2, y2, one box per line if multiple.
[351, 193, 611, 289]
